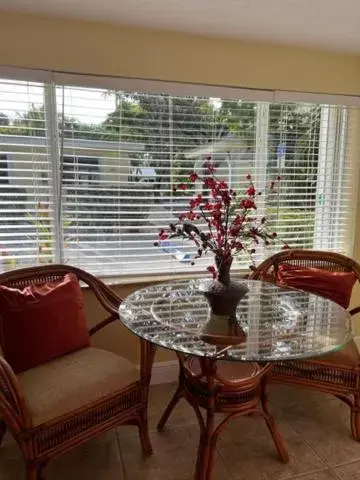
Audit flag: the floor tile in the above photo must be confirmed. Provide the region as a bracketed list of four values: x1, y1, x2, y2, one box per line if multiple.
[18, 431, 124, 480]
[292, 470, 339, 479]
[2, 382, 360, 480]
[282, 397, 360, 466]
[0, 433, 22, 480]
[119, 425, 233, 480]
[333, 460, 360, 479]
[269, 385, 334, 410]
[117, 382, 197, 440]
[217, 415, 326, 480]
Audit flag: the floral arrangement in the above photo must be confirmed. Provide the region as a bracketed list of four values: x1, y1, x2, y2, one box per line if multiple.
[156, 156, 289, 282]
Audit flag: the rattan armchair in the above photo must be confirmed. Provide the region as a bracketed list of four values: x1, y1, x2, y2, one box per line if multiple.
[250, 249, 360, 440]
[0, 264, 156, 480]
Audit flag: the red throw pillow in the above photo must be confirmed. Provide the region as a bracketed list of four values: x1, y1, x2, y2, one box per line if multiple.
[277, 263, 357, 309]
[0, 273, 90, 373]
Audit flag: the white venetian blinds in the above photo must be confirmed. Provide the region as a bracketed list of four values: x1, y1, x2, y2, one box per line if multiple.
[0, 75, 358, 276]
[0, 79, 53, 269]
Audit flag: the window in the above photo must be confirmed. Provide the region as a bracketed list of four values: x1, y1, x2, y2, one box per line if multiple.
[0, 75, 358, 276]
[62, 156, 100, 184]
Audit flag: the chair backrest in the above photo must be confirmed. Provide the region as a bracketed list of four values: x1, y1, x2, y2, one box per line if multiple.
[250, 249, 360, 315]
[0, 264, 122, 327]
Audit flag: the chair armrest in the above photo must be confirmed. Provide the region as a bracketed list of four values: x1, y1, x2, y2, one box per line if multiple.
[85, 278, 123, 336]
[86, 277, 122, 316]
[0, 357, 31, 432]
[350, 306, 360, 317]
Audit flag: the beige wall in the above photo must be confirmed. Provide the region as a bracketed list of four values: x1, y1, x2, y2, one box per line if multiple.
[83, 283, 176, 364]
[0, 11, 360, 95]
[1, 11, 360, 361]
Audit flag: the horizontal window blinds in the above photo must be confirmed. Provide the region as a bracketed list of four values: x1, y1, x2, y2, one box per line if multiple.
[0, 79, 54, 268]
[0, 78, 358, 276]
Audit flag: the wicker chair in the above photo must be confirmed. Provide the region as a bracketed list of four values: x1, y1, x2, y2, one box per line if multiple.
[0, 264, 156, 480]
[249, 249, 360, 441]
[158, 355, 289, 480]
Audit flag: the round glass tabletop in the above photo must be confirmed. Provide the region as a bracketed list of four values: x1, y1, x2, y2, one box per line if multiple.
[119, 279, 352, 362]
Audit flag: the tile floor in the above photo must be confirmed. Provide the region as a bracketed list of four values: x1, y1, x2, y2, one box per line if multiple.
[2, 383, 360, 479]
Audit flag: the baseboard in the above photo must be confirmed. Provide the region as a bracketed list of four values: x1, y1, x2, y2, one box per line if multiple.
[150, 360, 179, 385]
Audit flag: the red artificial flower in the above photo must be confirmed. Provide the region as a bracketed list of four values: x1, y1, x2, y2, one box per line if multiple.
[206, 160, 216, 174]
[230, 226, 240, 237]
[233, 241, 244, 250]
[158, 230, 168, 240]
[204, 177, 216, 189]
[189, 172, 199, 182]
[189, 194, 203, 209]
[240, 198, 256, 210]
[233, 215, 244, 226]
[220, 191, 232, 206]
[189, 198, 197, 209]
[246, 186, 256, 196]
[218, 180, 228, 190]
[158, 171, 284, 270]
[207, 265, 217, 279]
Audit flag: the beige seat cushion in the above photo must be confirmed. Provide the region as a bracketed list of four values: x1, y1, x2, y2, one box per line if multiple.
[17, 347, 139, 426]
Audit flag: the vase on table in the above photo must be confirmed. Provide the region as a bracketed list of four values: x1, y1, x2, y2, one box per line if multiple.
[201, 255, 248, 345]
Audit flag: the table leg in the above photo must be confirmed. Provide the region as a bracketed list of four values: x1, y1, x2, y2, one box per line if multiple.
[157, 369, 184, 431]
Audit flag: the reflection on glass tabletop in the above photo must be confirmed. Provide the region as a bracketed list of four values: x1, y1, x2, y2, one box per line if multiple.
[119, 279, 352, 362]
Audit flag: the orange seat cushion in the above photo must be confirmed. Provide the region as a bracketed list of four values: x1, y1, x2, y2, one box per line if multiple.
[0, 273, 90, 373]
[277, 263, 356, 309]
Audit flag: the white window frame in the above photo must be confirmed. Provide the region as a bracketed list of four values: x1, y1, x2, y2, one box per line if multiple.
[0, 66, 359, 280]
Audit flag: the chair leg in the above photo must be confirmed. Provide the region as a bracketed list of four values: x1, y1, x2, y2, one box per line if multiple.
[157, 380, 184, 431]
[0, 418, 7, 446]
[26, 462, 45, 480]
[351, 394, 360, 441]
[195, 411, 216, 480]
[138, 408, 153, 456]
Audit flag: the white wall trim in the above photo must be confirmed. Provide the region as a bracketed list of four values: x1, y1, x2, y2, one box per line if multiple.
[150, 360, 179, 385]
[1, 65, 360, 106]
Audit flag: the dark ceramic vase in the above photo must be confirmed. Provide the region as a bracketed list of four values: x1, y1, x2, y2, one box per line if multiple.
[201, 255, 248, 345]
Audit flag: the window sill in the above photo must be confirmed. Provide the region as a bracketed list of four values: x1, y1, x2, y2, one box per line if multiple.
[97, 269, 250, 287]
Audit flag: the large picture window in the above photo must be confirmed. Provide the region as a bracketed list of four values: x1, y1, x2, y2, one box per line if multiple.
[0, 76, 357, 276]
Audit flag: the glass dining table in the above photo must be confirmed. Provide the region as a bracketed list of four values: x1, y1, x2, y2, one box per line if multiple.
[119, 278, 352, 479]
[119, 278, 352, 363]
